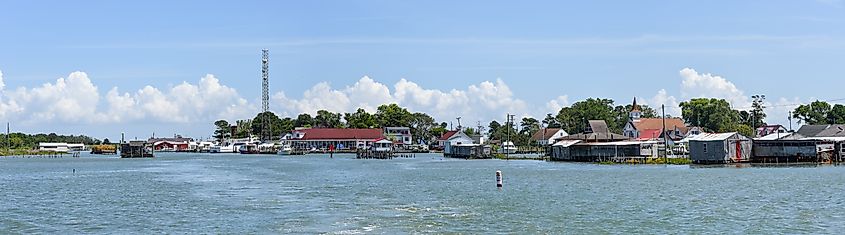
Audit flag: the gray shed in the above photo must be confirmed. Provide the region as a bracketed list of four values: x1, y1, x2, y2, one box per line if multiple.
[689, 132, 752, 164]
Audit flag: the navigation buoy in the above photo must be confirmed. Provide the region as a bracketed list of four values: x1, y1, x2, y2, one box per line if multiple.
[496, 170, 503, 188]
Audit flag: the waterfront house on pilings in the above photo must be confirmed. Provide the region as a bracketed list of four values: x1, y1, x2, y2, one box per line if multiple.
[689, 132, 752, 164]
[752, 140, 835, 163]
[120, 141, 153, 158]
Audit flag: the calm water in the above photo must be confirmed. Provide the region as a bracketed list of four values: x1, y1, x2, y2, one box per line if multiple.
[2, 153, 845, 234]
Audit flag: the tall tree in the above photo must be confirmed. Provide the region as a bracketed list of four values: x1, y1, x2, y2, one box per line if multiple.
[829, 104, 845, 124]
[213, 120, 230, 140]
[295, 113, 314, 128]
[374, 104, 413, 128]
[344, 108, 377, 128]
[314, 110, 343, 128]
[251, 111, 285, 139]
[234, 119, 252, 138]
[520, 117, 540, 136]
[555, 98, 618, 133]
[680, 98, 745, 133]
[542, 113, 561, 128]
[793, 100, 833, 125]
[409, 112, 437, 144]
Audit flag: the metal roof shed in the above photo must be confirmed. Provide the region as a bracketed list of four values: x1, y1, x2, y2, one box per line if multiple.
[689, 132, 752, 164]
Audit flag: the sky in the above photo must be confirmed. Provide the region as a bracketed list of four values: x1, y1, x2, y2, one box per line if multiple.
[1, 0, 844, 141]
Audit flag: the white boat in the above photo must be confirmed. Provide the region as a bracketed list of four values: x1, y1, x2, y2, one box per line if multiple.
[276, 145, 293, 155]
[213, 137, 259, 153]
[499, 141, 517, 154]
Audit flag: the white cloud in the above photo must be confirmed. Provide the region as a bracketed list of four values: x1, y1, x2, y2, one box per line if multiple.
[5, 71, 101, 123]
[0, 71, 252, 125]
[546, 95, 569, 113]
[679, 67, 751, 109]
[273, 76, 529, 123]
[640, 89, 681, 117]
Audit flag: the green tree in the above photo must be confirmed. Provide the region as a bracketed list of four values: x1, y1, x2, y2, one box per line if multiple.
[295, 113, 314, 128]
[555, 98, 618, 133]
[542, 113, 561, 128]
[234, 119, 253, 138]
[829, 104, 845, 124]
[374, 104, 413, 128]
[279, 117, 295, 134]
[409, 112, 437, 144]
[103, 138, 111, 145]
[251, 111, 286, 139]
[344, 108, 377, 128]
[680, 98, 749, 133]
[792, 100, 832, 125]
[520, 117, 540, 136]
[314, 110, 343, 128]
[213, 120, 231, 140]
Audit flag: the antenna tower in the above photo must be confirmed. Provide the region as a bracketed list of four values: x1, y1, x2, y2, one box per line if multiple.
[261, 49, 270, 142]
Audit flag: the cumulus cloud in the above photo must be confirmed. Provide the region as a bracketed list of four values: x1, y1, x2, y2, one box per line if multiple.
[546, 95, 569, 113]
[679, 67, 751, 109]
[0, 71, 252, 125]
[640, 89, 681, 117]
[273, 76, 529, 122]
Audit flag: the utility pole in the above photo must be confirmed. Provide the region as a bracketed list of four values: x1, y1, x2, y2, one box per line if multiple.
[788, 111, 793, 132]
[506, 113, 515, 160]
[662, 104, 668, 164]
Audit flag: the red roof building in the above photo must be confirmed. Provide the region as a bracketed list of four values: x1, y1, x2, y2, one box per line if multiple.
[290, 128, 385, 150]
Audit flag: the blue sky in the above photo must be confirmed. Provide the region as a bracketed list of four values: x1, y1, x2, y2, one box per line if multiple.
[1, 0, 844, 140]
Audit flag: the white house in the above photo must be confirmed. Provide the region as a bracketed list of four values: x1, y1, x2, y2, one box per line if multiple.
[443, 131, 476, 154]
[531, 128, 569, 146]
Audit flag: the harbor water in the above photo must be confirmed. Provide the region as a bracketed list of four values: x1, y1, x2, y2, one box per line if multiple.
[2, 153, 845, 233]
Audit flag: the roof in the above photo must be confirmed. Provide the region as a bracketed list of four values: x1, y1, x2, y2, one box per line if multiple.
[559, 132, 630, 142]
[637, 129, 663, 140]
[531, 128, 564, 141]
[632, 118, 687, 133]
[631, 97, 641, 112]
[295, 128, 384, 140]
[816, 125, 845, 137]
[796, 125, 830, 137]
[755, 132, 793, 140]
[587, 120, 609, 133]
[147, 137, 193, 144]
[688, 132, 741, 141]
[438, 131, 458, 141]
[552, 140, 581, 147]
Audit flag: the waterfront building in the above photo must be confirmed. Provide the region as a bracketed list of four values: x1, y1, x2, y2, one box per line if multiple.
[37, 143, 70, 153]
[531, 128, 568, 146]
[688, 132, 752, 164]
[148, 138, 192, 152]
[289, 128, 384, 150]
[557, 120, 629, 143]
[383, 127, 412, 146]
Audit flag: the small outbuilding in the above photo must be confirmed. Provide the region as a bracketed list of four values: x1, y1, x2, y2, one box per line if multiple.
[689, 132, 752, 164]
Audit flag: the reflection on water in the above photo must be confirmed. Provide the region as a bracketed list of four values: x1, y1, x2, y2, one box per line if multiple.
[2, 152, 845, 233]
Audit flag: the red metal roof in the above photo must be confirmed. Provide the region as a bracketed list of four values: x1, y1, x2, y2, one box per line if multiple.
[297, 128, 384, 140]
[637, 129, 663, 140]
[438, 131, 458, 141]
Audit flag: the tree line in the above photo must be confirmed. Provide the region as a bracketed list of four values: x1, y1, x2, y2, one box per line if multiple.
[0, 133, 101, 150]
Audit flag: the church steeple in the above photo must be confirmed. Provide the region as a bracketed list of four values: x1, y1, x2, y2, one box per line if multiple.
[629, 97, 642, 121]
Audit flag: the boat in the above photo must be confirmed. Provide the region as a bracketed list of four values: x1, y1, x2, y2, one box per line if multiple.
[213, 137, 258, 153]
[238, 143, 259, 154]
[499, 141, 517, 154]
[277, 145, 293, 155]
